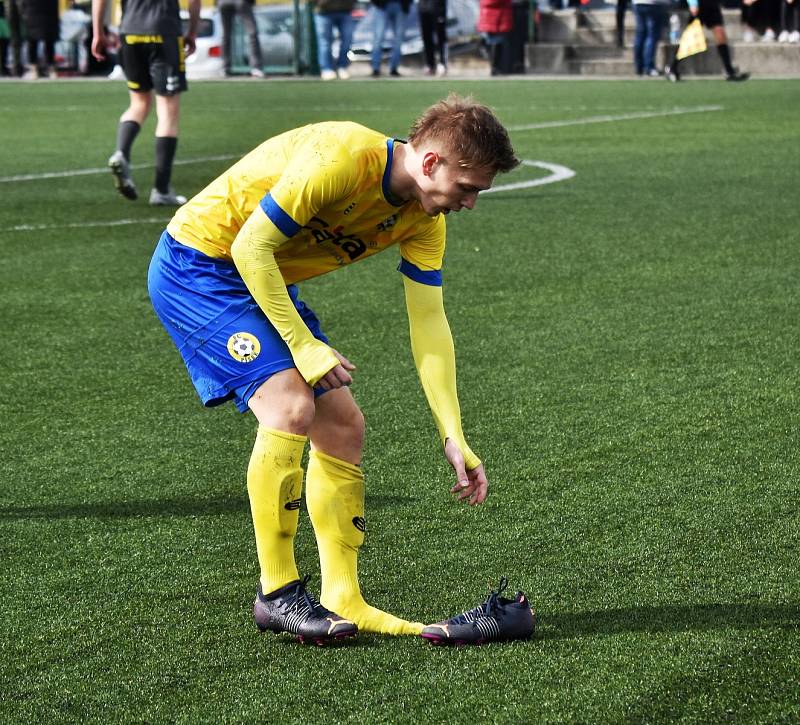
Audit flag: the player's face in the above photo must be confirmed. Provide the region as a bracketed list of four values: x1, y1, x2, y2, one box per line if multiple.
[417, 153, 495, 217]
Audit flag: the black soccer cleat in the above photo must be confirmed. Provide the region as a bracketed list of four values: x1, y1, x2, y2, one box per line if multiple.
[726, 69, 750, 82]
[420, 577, 536, 646]
[108, 150, 138, 200]
[254, 575, 358, 646]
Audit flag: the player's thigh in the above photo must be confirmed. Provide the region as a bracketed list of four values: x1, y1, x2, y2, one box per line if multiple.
[309, 388, 365, 465]
[150, 36, 188, 96]
[120, 35, 154, 92]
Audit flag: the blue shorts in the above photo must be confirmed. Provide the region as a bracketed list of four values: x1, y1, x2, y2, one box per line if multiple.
[147, 230, 329, 413]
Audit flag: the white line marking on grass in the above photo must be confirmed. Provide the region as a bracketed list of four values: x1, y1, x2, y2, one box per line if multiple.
[9, 160, 575, 231]
[484, 160, 576, 194]
[507, 105, 723, 132]
[9, 217, 169, 232]
[0, 154, 239, 183]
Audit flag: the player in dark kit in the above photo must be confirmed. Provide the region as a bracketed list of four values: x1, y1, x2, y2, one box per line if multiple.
[91, 0, 201, 205]
[665, 0, 749, 82]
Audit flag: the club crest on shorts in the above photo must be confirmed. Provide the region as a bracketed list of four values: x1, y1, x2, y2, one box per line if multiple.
[227, 332, 261, 363]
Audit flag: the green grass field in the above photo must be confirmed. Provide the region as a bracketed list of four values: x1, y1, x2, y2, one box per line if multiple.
[1, 77, 798, 723]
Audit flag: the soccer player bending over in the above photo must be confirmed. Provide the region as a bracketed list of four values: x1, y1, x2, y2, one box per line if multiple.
[148, 94, 524, 645]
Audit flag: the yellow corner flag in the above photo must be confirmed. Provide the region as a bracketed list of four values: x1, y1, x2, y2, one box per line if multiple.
[676, 19, 708, 61]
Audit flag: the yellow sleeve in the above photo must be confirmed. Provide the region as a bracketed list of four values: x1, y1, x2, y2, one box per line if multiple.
[402, 275, 481, 470]
[230, 206, 339, 385]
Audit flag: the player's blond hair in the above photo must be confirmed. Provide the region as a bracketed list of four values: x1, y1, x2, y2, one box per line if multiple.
[407, 94, 519, 174]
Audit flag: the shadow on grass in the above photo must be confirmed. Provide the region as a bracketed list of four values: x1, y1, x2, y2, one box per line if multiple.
[540, 603, 800, 639]
[0, 493, 415, 520]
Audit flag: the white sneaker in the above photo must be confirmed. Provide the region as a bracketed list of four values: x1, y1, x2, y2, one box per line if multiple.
[742, 29, 755, 42]
[789, 30, 800, 43]
[22, 64, 38, 80]
[149, 187, 187, 206]
[435, 62, 447, 76]
[320, 69, 337, 81]
[761, 28, 776, 41]
[250, 67, 265, 78]
[778, 30, 790, 42]
[337, 68, 350, 80]
[107, 64, 125, 80]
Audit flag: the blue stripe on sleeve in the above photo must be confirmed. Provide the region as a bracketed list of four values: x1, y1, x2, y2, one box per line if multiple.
[259, 193, 301, 238]
[397, 258, 443, 286]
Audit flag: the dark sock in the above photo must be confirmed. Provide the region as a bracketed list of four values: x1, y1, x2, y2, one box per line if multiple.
[154, 136, 178, 193]
[717, 43, 735, 75]
[116, 120, 141, 161]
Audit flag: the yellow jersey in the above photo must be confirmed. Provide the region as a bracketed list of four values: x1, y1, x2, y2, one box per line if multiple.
[167, 121, 446, 286]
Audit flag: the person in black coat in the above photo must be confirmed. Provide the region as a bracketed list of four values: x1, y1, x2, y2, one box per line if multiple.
[20, 0, 60, 78]
[418, 0, 447, 75]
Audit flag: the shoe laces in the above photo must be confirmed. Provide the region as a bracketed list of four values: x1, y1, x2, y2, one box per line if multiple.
[451, 577, 509, 624]
[280, 575, 326, 621]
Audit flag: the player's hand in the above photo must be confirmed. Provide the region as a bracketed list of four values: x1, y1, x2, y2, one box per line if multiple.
[315, 349, 356, 391]
[91, 32, 107, 61]
[184, 33, 197, 57]
[444, 438, 488, 506]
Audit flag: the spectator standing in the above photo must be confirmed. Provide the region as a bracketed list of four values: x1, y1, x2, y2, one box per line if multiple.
[418, 0, 447, 75]
[632, 0, 668, 76]
[4, 0, 21, 76]
[616, 0, 629, 46]
[665, 0, 749, 81]
[313, 0, 356, 80]
[0, 1, 9, 76]
[218, 0, 264, 77]
[477, 0, 512, 75]
[91, 0, 201, 205]
[778, 0, 799, 41]
[370, 0, 411, 77]
[20, 0, 60, 78]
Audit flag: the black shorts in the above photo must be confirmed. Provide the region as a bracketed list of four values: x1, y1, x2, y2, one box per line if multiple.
[697, 0, 724, 28]
[120, 33, 187, 95]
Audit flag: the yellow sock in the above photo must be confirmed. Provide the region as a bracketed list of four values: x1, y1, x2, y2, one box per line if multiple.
[247, 427, 306, 594]
[305, 448, 424, 636]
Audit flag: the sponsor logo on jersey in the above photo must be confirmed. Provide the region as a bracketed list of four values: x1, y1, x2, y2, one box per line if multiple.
[305, 216, 367, 262]
[284, 499, 301, 511]
[227, 332, 261, 362]
[377, 214, 398, 232]
[352, 516, 366, 532]
[343, 202, 357, 215]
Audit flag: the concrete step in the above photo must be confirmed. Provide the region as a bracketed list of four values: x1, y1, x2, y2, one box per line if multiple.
[567, 58, 636, 75]
[537, 7, 754, 43]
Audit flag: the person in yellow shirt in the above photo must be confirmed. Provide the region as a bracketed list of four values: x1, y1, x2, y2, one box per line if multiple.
[148, 94, 519, 645]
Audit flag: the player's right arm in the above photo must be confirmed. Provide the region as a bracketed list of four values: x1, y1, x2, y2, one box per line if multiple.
[230, 135, 356, 388]
[90, 0, 109, 60]
[231, 208, 344, 387]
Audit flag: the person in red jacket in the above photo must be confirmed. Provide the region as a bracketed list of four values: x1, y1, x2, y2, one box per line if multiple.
[477, 0, 512, 74]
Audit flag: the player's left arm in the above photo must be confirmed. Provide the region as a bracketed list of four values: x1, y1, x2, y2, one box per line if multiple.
[402, 272, 488, 506]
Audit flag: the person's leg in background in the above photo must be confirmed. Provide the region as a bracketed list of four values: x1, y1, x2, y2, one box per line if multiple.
[238, 0, 264, 76]
[314, 11, 336, 79]
[334, 10, 355, 78]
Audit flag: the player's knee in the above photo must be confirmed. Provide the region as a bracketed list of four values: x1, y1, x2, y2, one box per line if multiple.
[280, 396, 316, 435]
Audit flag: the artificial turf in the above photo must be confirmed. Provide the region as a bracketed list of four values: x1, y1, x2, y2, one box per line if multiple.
[1, 76, 798, 722]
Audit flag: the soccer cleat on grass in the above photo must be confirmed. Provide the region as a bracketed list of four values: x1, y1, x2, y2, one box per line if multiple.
[421, 577, 535, 646]
[149, 187, 187, 206]
[725, 69, 750, 82]
[108, 150, 138, 200]
[254, 575, 358, 645]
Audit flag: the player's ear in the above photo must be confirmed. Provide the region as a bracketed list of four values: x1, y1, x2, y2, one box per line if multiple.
[421, 151, 439, 177]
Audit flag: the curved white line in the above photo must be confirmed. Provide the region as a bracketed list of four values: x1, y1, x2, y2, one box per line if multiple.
[483, 160, 575, 194]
